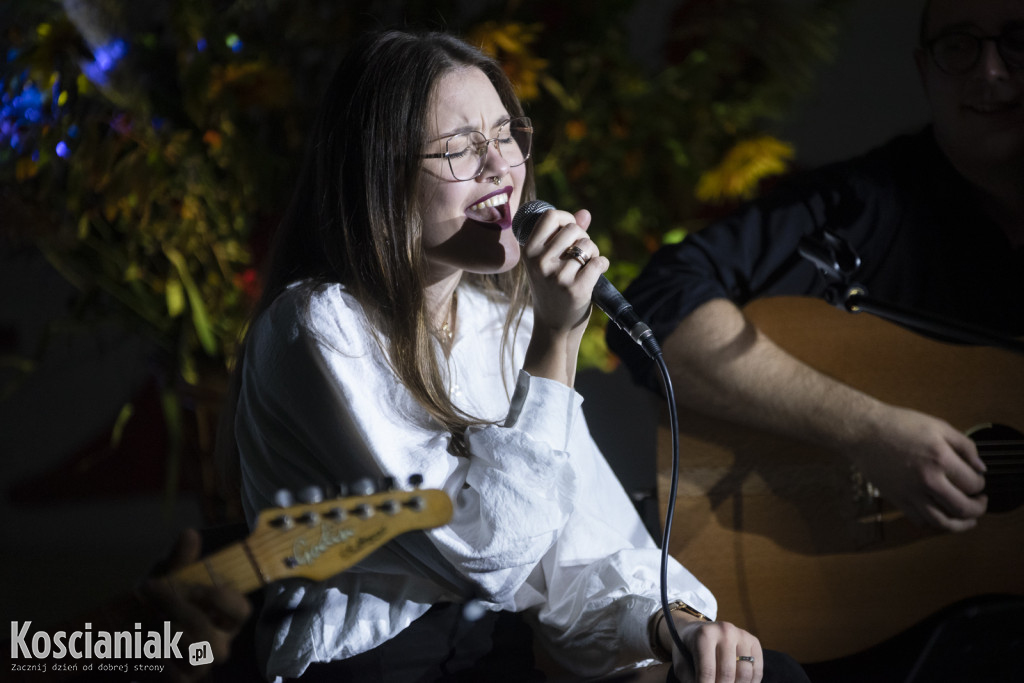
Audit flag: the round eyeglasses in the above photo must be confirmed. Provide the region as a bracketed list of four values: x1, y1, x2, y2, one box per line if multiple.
[925, 27, 1024, 75]
[421, 117, 533, 181]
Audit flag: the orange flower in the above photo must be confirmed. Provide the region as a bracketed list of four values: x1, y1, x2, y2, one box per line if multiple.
[565, 119, 587, 141]
[468, 22, 548, 101]
[202, 129, 223, 151]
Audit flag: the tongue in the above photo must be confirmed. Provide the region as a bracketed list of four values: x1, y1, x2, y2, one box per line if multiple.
[466, 202, 506, 224]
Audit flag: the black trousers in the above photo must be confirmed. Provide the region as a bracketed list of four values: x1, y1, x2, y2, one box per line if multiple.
[294, 603, 810, 683]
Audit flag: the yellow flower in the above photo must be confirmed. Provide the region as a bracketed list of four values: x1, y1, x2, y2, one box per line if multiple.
[695, 136, 794, 203]
[469, 22, 548, 101]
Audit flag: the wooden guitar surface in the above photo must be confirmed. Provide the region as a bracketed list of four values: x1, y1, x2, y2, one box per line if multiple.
[656, 296, 1024, 663]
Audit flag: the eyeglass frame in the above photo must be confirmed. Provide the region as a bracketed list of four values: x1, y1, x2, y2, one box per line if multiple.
[420, 117, 533, 181]
[923, 27, 1024, 75]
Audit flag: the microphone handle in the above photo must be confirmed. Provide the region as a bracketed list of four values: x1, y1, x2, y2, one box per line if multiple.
[592, 277, 661, 359]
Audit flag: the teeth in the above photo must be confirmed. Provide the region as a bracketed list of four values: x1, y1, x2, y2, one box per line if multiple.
[470, 193, 509, 212]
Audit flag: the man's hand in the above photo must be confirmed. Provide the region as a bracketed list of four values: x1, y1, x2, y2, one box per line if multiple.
[138, 529, 252, 682]
[846, 405, 988, 531]
[665, 298, 989, 534]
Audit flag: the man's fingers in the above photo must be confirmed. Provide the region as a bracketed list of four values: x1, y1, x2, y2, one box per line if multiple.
[948, 429, 987, 473]
[919, 499, 979, 532]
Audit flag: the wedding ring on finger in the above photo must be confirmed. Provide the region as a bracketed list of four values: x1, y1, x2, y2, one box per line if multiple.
[562, 244, 590, 267]
[737, 655, 755, 664]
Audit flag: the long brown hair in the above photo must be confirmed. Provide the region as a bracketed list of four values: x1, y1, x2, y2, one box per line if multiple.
[217, 30, 534, 488]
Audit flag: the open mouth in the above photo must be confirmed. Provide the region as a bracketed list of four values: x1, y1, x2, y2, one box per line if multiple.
[465, 187, 513, 229]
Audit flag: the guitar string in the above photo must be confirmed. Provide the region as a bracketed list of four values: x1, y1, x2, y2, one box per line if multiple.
[975, 440, 1024, 476]
[203, 545, 263, 589]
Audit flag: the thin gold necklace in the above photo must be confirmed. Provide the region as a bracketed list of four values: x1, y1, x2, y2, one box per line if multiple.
[439, 290, 458, 344]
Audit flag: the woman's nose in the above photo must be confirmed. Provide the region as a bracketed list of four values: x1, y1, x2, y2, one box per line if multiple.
[478, 139, 510, 181]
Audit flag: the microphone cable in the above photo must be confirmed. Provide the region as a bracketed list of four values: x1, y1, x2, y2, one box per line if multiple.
[652, 346, 692, 662]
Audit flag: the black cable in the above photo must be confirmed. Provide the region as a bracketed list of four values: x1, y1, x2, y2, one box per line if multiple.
[654, 350, 690, 661]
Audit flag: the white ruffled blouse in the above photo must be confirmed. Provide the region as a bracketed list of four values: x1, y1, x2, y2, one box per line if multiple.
[235, 281, 716, 679]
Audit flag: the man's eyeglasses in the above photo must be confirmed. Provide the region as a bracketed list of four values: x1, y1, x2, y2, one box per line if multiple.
[421, 117, 533, 181]
[925, 27, 1024, 75]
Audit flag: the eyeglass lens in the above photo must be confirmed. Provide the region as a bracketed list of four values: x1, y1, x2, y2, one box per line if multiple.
[930, 28, 1024, 74]
[445, 118, 532, 180]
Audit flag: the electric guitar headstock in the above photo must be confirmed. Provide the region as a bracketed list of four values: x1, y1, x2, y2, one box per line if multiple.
[173, 476, 453, 592]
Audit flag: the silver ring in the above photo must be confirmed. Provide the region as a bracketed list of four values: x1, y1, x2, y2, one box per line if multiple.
[737, 655, 755, 664]
[562, 245, 590, 267]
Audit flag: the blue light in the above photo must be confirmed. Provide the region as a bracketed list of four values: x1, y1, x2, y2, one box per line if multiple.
[55, 140, 69, 158]
[13, 85, 43, 111]
[94, 39, 127, 71]
[83, 38, 128, 85]
[196, 38, 207, 52]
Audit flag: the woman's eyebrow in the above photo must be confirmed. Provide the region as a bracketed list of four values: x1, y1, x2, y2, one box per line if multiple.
[432, 116, 513, 140]
[425, 123, 473, 143]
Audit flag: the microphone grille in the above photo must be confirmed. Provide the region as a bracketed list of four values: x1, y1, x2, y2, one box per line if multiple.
[511, 199, 554, 245]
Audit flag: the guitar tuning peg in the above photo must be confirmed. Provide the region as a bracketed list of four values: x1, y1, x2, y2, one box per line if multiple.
[274, 489, 295, 508]
[408, 473, 424, 489]
[334, 482, 350, 498]
[297, 485, 324, 504]
[351, 477, 375, 497]
[380, 475, 397, 491]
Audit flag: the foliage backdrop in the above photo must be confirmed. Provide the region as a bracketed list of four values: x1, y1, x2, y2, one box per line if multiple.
[1, 0, 846, 506]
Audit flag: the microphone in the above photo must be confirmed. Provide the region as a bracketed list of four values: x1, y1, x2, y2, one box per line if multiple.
[512, 200, 661, 359]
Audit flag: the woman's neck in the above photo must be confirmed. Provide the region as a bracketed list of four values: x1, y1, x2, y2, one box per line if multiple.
[424, 271, 463, 335]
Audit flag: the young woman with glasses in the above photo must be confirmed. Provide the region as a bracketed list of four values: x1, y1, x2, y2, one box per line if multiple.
[219, 29, 807, 683]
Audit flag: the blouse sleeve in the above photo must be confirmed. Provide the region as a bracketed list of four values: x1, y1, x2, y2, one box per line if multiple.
[236, 286, 582, 608]
[430, 370, 582, 606]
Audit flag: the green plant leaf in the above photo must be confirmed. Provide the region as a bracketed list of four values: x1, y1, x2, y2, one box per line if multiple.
[164, 246, 217, 355]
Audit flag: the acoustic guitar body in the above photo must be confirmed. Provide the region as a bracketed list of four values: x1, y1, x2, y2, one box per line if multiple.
[657, 297, 1024, 663]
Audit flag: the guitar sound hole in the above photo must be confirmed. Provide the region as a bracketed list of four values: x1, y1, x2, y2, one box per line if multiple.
[971, 423, 1024, 514]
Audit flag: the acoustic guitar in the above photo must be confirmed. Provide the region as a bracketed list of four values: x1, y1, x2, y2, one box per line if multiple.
[656, 296, 1024, 663]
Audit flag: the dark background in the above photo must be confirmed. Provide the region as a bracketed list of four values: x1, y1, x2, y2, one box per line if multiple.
[0, 0, 928, 640]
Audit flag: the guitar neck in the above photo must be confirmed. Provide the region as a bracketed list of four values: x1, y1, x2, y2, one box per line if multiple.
[171, 541, 265, 594]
